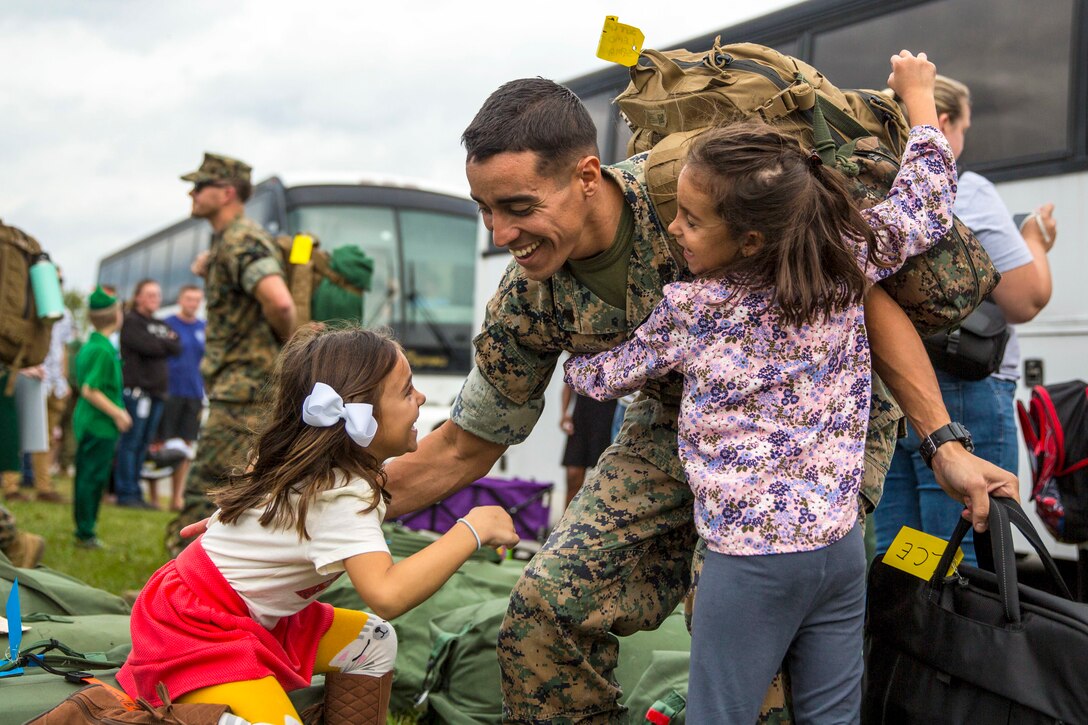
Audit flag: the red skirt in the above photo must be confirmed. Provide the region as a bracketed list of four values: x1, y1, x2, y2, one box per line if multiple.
[116, 538, 334, 705]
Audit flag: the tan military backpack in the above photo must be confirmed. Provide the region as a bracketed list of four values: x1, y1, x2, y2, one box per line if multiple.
[0, 220, 55, 386]
[615, 40, 999, 336]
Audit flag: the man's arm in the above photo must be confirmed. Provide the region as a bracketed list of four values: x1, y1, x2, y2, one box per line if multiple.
[865, 285, 1019, 531]
[253, 274, 297, 343]
[990, 204, 1056, 323]
[383, 419, 507, 518]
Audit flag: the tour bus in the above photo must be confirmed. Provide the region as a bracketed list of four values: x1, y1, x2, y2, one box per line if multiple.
[97, 173, 479, 435]
[475, 0, 1088, 547]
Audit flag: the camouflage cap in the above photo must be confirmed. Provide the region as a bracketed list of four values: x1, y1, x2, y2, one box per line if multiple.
[180, 152, 252, 185]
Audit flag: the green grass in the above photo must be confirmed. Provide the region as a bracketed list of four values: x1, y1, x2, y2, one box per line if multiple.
[5, 475, 174, 596]
[8, 476, 421, 723]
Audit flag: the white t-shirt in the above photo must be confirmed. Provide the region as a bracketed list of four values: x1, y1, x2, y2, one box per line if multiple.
[201, 475, 389, 629]
[954, 171, 1035, 380]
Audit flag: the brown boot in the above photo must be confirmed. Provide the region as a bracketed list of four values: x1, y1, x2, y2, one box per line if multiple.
[5, 531, 45, 568]
[323, 670, 393, 725]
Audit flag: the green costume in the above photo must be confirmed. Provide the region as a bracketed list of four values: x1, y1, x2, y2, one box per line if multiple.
[73, 330, 123, 542]
[456, 155, 902, 723]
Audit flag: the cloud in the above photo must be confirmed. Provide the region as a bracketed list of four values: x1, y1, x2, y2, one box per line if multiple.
[0, 0, 799, 292]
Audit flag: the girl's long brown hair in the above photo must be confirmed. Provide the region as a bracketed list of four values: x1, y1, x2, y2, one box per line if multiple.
[211, 325, 402, 539]
[684, 122, 893, 327]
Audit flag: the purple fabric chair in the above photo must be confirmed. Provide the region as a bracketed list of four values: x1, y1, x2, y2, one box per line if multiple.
[393, 476, 554, 542]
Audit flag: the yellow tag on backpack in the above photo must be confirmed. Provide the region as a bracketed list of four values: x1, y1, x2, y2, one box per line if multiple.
[883, 526, 964, 581]
[289, 233, 314, 265]
[596, 16, 644, 67]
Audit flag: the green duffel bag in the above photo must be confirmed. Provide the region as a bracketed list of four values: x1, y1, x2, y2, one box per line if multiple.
[17, 613, 133, 656]
[624, 650, 689, 725]
[317, 522, 526, 716]
[416, 601, 693, 724]
[419, 597, 510, 724]
[0, 560, 130, 617]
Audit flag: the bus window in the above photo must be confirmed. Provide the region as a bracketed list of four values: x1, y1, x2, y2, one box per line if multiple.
[246, 191, 279, 234]
[810, 0, 1075, 169]
[146, 237, 170, 298]
[165, 225, 205, 303]
[121, 246, 149, 301]
[399, 209, 477, 326]
[99, 255, 128, 296]
[287, 205, 399, 327]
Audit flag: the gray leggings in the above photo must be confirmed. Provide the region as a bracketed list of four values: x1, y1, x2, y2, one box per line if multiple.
[688, 525, 865, 725]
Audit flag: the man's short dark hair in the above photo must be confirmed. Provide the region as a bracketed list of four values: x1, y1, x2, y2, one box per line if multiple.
[461, 78, 599, 178]
[178, 284, 203, 296]
[229, 179, 252, 203]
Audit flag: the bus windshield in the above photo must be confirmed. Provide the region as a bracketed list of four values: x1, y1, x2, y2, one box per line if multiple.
[287, 202, 478, 373]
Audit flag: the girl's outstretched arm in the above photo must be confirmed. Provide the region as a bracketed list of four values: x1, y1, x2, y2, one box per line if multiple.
[564, 294, 687, 400]
[342, 505, 518, 620]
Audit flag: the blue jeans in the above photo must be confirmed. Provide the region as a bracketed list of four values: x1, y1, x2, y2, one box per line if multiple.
[874, 372, 1018, 567]
[114, 391, 164, 504]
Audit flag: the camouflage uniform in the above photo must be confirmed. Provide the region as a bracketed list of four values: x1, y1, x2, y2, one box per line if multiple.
[454, 155, 902, 723]
[166, 154, 286, 557]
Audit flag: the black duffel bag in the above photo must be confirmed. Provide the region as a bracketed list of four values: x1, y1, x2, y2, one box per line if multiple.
[864, 496, 1088, 724]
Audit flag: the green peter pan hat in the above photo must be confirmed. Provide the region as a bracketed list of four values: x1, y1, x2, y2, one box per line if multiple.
[88, 286, 117, 310]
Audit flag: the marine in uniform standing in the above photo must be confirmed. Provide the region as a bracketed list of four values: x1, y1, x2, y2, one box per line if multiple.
[165, 153, 297, 556]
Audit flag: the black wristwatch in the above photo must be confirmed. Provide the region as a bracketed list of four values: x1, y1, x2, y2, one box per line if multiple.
[919, 422, 974, 469]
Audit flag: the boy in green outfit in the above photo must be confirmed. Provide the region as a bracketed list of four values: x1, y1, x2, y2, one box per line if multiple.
[72, 287, 132, 549]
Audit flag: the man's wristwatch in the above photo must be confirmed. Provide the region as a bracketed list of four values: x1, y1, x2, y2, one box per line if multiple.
[919, 422, 974, 469]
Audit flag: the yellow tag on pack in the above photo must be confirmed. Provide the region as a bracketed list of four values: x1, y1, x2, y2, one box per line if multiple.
[596, 16, 645, 67]
[289, 234, 314, 265]
[883, 526, 964, 581]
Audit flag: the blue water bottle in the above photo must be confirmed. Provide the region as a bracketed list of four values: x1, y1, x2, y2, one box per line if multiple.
[29, 253, 64, 320]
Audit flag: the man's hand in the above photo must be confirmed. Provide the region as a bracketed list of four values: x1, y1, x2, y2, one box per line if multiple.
[931, 443, 1019, 532]
[191, 251, 210, 278]
[180, 518, 211, 539]
[19, 365, 45, 380]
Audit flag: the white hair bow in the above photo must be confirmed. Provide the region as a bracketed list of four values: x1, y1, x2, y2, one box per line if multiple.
[301, 382, 378, 448]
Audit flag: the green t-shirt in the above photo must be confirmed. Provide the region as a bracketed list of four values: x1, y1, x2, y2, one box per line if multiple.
[565, 202, 634, 314]
[73, 331, 124, 441]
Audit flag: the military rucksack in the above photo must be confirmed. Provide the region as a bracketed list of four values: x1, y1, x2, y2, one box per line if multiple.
[0, 220, 56, 383]
[615, 40, 999, 336]
[274, 235, 371, 325]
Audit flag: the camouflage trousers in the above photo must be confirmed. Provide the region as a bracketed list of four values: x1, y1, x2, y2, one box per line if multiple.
[499, 391, 900, 724]
[165, 400, 263, 557]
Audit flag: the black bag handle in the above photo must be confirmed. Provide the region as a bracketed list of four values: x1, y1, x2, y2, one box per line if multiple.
[928, 496, 1073, 625]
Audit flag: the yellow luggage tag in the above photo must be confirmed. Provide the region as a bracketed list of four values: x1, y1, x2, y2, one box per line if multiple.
[883, 526, 964, 580]
[596, 16, 645, 67]
[289, 234, 314, 265]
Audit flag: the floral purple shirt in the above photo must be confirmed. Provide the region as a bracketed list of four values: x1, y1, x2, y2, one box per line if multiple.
[564, 125, 956, 556]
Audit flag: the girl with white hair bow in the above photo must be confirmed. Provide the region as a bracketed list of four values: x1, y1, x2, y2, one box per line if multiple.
[117, 326, 519, 725]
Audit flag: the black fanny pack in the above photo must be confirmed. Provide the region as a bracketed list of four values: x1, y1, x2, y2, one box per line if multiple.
[923, 298, 1010, 381]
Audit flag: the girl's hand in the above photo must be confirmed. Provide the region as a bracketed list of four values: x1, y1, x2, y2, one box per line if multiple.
[887, 50, 939, 129]
[887, 49, 936, 100]
[463, 506, 520, 548]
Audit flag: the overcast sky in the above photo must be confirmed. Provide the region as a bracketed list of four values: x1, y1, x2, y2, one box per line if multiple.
[1, 0, 800, 292]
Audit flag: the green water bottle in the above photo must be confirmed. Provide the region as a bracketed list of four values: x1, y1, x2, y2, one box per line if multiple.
[29, 252, 64, 319]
